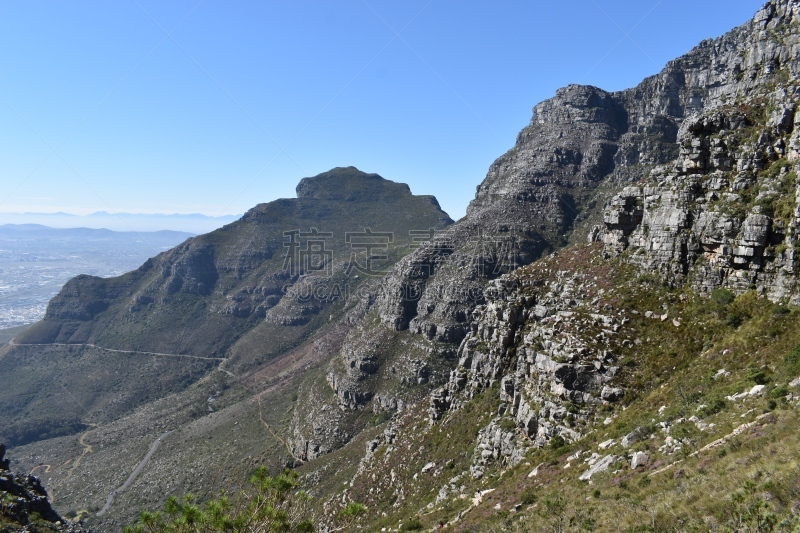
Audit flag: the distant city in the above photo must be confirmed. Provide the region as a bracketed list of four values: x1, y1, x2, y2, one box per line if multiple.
[0, 224, 196, 329]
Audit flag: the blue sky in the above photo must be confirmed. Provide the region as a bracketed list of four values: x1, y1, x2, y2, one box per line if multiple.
[0, 0, 763, 224]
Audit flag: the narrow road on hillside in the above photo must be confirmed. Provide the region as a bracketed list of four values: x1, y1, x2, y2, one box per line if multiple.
[96, 430, 173, 517]
[11, 340, 236, 376]
[10, 341, 226, 361]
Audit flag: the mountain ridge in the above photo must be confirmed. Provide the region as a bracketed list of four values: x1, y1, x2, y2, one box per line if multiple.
[5, 1, 800, 531]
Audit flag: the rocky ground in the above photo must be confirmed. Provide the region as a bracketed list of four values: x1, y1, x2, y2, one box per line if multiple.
[0, 444, 92, 533]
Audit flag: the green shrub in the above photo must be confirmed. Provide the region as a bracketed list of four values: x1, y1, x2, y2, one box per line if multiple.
[746, 365, 768, 385]
[711, 288, 735, 309]
[784, 343, 800, 375]
[767, 399, 778, 410]
[549, 435, 566, 449]
[770, 385, 789, 399]
[698, 397, 726, 418]
[520, 488, 537, 505]
[401, 518, 424, 530]
[498, 418, 517, 431]
[725, 312, 745, 328]
[124, 467, 314, 533]
[772, 304, 791, 316]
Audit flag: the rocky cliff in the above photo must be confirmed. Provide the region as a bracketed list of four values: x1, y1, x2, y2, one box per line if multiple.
[314, 0, 800, 436]
[297, 6, 800, 524]
[0, 444, 90, 532]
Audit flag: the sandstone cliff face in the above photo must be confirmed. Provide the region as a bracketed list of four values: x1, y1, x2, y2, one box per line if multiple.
[374, 84, 627, 348]
[313, 0, 800, 459]
[375, 0, 800, 348]
[592, 0, 800, 303]
[598, 94, 800, 303]
[426, 0, 800, 467]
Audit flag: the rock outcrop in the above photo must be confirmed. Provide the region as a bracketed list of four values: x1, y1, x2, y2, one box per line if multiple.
[428, 0, 800, 464]
[319, 0, 800, 442]
[0, 444, 89, 532]
[597, 95, 800, 302]
[429, 247, 628, 476]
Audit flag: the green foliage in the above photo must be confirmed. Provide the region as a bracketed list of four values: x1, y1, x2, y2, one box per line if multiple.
[335, 502, 367, 530]
[338, 502, 366, 520]
[773, 304, 791, 316]
[746, 364, 768, 385]
[400, 518, 424, 530]
[784, 343, 800, 375]
[370, 411, 392, 426]
[711, 287, 735, 310]
[519, 488, 537, 506]
[708, 288, 754, 328]
[549, 435, 566, 450]
[498, 418, 517, 431]
[728, 481, 780, 532]
[770, 384, 789, 399]
[124, 467, 314, 533]
[697, 397, 726, 418]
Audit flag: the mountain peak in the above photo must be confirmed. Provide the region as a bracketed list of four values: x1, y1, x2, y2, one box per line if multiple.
[295, 166, 412, 202]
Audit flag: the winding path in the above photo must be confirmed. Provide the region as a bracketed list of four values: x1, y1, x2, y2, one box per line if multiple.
[96, 430, 173, 517]
[29, 464, 51, 476]
[11, 341, 226, 362]
[63, 429, 95, 482]
[11, 340, 236, 377]
[258, 394, 304, 465]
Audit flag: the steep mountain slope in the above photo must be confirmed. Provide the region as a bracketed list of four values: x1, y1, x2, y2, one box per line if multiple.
[294, 0, 800, 465]
[8, 1, 800, 531]
[286, 0, 800, 528]
[311, 243, 800, 531]
[0, 167, 452, 448]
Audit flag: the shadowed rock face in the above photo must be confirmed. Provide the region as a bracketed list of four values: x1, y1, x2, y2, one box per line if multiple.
[470, 85, 628, 214]
[371, 85, 628, 349]
[373, 0, 800, 346]
[314, 0, 800, 440]
[0, 444, 90, 532]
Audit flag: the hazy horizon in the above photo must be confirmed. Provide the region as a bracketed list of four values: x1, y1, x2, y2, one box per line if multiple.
[0, 210, 240, 233]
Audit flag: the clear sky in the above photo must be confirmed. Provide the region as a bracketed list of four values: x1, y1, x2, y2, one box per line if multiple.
[0, 0, 763, 224]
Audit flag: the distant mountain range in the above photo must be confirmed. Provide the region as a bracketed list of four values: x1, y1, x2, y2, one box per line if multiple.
[0, 211, 240, 233]
[0, 223, 195, 240]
